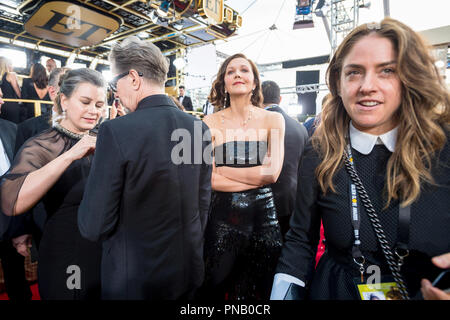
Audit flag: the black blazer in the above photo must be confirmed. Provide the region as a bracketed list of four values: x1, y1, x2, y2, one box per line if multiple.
[0, 118, 16, 163]
[78, 94, 212, 300]
[266, 105, 308, 235]
[0, 119, 27, 240]
[14, 113, 52, 155]
[179, 95, 193, 111]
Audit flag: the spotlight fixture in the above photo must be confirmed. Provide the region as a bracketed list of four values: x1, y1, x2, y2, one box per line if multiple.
[172, 21, 183, 31]
[157, 0, 170, 17]
[148, 9, 159, 24]
[435, 60, 445, 68]
[293, 0, 314, 29]
[138, 31, 150, 39]
[173, 57, 186, 69]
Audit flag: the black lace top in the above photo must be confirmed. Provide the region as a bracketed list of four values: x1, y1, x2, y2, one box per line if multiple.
[0, 127, 87, 218]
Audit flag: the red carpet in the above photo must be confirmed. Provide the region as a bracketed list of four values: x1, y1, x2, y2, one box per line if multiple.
[0, 224, 326, 301]
[0, 283, 40, 300]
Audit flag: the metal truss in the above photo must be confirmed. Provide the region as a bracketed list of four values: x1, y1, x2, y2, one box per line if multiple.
[280, 83, 329, 94]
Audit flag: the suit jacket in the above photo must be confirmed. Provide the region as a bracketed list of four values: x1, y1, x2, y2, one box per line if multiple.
[78, 94, 212, 300]
[179, 95, 193, 111]
[266, 105, 308, 233]
[14, 113, 52, 155]
[0, 119, 30, 240]
[0, 118, 16, 164]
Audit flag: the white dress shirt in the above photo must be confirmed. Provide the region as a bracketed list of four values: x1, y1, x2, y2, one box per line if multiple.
[270, 122, 398, 300]
[203, 101, 214, 115]
[0, 138, 11, 176]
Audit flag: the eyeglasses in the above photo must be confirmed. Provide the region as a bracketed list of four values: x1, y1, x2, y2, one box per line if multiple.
[108, 70, 143, 92]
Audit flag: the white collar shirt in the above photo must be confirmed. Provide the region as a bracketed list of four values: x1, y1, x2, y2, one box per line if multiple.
[349, 121, 397, 154]
[0, 138, 11, 176]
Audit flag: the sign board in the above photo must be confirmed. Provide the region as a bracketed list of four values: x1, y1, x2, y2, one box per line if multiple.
[202, 0, 224, 24]
[24, 1, 121, 47]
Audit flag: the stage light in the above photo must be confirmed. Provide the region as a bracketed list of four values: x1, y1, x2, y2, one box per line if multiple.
[173, 57, 186, 69]
[157, 1, 170, 17]
[293, 0, 314, 29]
[435, 60, 445, 68]
[148, 9, 159, 24]
[172, 21, 183, 31]
[138, 32, 150, 39]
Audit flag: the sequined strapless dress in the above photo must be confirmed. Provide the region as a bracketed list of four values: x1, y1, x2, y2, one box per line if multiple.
[202, 141, 283, 300]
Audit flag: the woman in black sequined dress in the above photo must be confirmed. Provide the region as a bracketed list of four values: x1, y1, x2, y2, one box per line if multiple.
[201, 53, 285, 300]
[1, 69, 107, 300]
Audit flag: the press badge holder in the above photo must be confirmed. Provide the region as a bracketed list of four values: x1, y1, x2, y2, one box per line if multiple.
[354, 275, 402, 300]
[346, 145, 410, 300]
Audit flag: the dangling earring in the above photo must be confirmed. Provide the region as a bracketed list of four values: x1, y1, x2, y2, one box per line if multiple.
[223, 90, 227, 108]
[62, 109, 67, 119]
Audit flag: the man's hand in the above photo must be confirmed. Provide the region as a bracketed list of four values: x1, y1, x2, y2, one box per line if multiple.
[421, 253, 450, 300]
[110, 99, 126, 119]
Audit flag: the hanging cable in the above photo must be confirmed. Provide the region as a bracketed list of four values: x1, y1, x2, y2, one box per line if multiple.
[220, 28, 267, 43]
[273, 31, 290, 62]
[273, 0, 288, 25]
[239, 30, 268, 53]
[255, 31, 271, 63]
[241, 0, 259, 14]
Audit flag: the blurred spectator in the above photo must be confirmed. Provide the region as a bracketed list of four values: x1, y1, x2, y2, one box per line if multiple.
[21, 63, 50, 121]
[0, 57, 21, 123]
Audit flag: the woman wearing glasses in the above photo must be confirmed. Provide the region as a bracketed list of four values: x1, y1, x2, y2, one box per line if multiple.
[1, 68, 107, 300]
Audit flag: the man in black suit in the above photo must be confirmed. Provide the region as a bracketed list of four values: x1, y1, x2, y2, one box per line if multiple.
[178, 85, 194, 111]
[0, 88, 32, 300]
[262, 80, 308, 238]
[78, 36, 212, 300]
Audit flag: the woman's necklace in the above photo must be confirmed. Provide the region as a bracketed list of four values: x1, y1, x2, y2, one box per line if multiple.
[220, 107, 253, 127]
[53, 122, 85, 140]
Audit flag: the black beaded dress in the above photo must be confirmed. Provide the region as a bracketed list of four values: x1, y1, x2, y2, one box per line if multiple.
[202, 141, 283, 300]
[0, 126, 102, 300]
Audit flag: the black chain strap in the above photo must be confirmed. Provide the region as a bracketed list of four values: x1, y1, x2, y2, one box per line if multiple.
[343, 153, 410, 300]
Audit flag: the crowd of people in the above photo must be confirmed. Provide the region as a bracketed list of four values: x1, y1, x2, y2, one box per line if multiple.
[0, 58, 58, 125]
[0, 17, 448, 301]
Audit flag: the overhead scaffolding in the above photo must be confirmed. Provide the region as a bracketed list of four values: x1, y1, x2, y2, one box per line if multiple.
[281, 83, 329, 95]
[316, 0, 370, 53]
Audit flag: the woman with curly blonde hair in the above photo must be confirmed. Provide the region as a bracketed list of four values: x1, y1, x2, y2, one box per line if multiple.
[0, 57, 21, 123]
[272, 18, 449, 300]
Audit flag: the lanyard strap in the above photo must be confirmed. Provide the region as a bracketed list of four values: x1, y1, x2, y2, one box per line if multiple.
[344, 143, 410, 299]
[346, 144, 411, 263]
[346, 145, 365, 268]
[397, 205, 411, 250]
